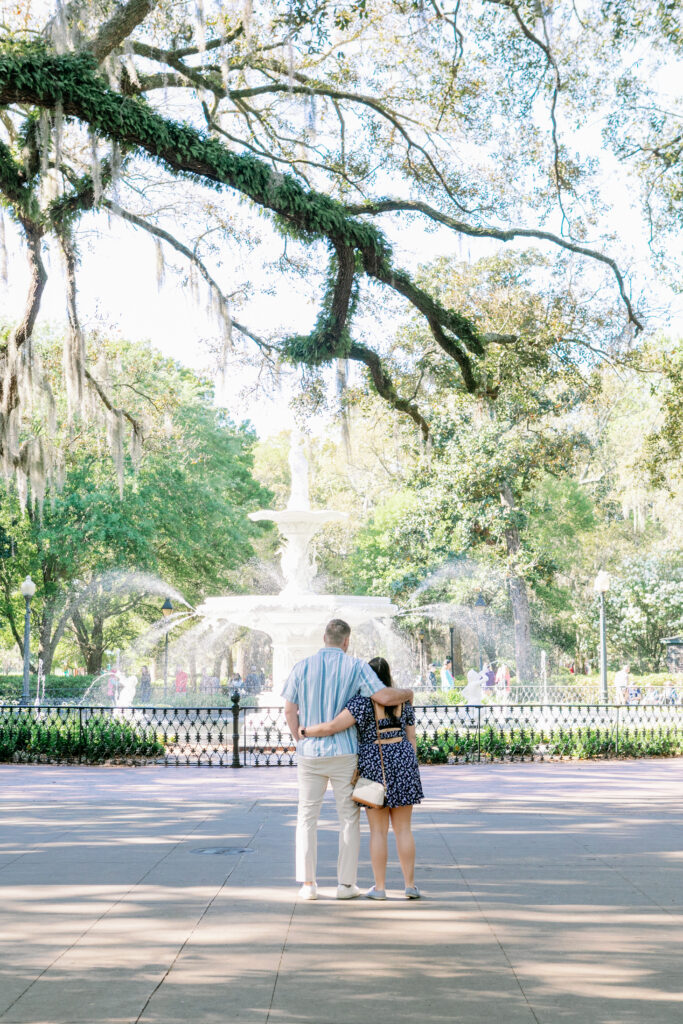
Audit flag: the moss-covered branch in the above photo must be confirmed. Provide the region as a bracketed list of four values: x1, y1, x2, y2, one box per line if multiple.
[0, 43, 488, 395]
[348, 343, 431, 440]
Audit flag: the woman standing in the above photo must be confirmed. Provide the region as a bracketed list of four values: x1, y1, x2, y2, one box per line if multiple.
[300, 657, 423, 899]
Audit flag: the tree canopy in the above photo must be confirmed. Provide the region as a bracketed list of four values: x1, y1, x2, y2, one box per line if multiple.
[2, 0, 677, 499]
[0, 327, 270, 673]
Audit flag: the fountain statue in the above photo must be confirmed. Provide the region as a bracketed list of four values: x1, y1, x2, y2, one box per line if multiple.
[115, 674, 138, 708]
[197, 433, 397, 688]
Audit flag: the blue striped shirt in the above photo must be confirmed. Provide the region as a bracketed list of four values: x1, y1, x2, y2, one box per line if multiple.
[282, 647, 384, 757]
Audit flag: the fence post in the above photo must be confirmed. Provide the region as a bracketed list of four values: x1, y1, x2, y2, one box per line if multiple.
[78, 706, 83, 764]
[231, 691, 242, 768]
[616, 702, 619, 756]
[477, 705, 481, 763]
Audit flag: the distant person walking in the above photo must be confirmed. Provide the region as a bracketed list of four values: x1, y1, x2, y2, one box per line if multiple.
[139, 665, 152, 702]
[174, 667, 187, 694]
[495, 662, 511, 694]
[283, 619, 413, 901]
[440, 658, 454, 690]
[480, 662, 495, 692]
[614, 664, 631, 703]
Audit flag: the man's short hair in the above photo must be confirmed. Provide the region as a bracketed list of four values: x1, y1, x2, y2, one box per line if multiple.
[324, 618, 351, 647]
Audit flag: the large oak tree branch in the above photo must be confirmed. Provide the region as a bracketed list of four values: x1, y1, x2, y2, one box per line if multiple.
[86, 0, 160, 64]
[0, 49, 487, 386]
[0, 220, 46, 420]
[346, 198, 642, 332]
[348, 342, 430, 440]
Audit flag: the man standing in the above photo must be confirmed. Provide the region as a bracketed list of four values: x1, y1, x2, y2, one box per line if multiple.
[283, 618, 413, 901]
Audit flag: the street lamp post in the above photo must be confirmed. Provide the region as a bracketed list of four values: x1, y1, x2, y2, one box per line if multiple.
[594, 571, 610, 703]
[449, 625, 456, 680]
[162, 597, 173, 702]
[20, 576, 36, 706]
[474, 593, 487, 671]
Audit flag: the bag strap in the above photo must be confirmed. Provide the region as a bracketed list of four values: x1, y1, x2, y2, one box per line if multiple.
[372, 701, 388, 792]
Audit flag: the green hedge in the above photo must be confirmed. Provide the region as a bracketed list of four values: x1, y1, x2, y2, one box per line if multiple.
[0, 677, 262, 707]
[0, 674, 97, 703]
[417, 726, 683, 764]
[0, 711, 165, 762]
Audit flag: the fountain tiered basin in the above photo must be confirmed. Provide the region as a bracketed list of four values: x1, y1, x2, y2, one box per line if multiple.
[197, 434, 397, 689]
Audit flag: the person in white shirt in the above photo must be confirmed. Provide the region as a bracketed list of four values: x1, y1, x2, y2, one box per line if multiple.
[614, 664, 630, 703]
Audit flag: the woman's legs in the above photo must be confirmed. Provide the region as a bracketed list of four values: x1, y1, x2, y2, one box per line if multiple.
[365, 807, 390, 890]
[389, 806, 416, 888]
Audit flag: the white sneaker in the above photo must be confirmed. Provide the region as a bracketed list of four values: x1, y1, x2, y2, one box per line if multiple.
[336, 883, 361, 900]
[298, 883, 318, 900]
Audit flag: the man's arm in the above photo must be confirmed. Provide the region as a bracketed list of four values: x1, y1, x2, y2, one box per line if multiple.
[284, 700, 300, 742]
[372, 686, 414, 707]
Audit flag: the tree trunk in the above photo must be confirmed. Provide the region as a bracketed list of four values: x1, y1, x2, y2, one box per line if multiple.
[85, 615, 104, 674]
[500, 483, 534, 684]
[71, 609, 105, 674]
[451, 627, 464, 676]
[38, 603, 57, 675]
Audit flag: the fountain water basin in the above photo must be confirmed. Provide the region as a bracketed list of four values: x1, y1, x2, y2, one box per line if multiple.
[200, 593, 397, 686]
[197, 434, 397, 689]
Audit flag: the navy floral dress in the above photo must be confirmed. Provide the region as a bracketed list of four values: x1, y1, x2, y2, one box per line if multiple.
[346, 695, 423, 808]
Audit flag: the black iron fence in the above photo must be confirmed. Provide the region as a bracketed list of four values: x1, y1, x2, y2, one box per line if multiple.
[3, 699, 683, 766]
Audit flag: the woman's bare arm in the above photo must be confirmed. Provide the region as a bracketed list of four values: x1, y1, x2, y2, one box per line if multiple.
[301, 709, 356, 737]
[405, 724, 417, 754]
[373, 686, 414, 706]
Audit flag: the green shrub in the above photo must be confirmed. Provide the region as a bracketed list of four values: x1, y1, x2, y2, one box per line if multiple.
[414, 688, 466, 707]
[0, 674, 97, 704]
[416, 724, 683, 763]
[0, 709, 165, 762]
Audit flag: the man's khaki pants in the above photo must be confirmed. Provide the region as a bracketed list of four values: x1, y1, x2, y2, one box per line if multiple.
[296, 754, 359, 885]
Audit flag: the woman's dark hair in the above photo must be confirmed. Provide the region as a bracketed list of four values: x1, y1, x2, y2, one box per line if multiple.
[369, 657, 401, 722]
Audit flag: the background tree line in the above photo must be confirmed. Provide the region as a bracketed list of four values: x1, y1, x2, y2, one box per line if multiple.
[279, 252, 682, 679]
[0, 324, 272, 675]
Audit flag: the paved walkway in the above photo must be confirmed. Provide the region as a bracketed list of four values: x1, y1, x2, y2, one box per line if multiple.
[1, 761, 683, 1024]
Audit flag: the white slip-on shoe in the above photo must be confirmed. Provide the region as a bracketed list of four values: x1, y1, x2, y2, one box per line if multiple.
[336, 883, 362, 899]
[298, 883, 318, 900]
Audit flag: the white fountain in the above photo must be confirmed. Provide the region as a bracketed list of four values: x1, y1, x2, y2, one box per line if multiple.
[197, 435, 397, 690]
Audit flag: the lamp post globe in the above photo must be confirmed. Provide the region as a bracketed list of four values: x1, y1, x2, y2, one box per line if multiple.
[162, 598, 173, 702]
[594, 572, 610, 703]
[20, 576, 36, 706]
[593, 571, 610, 595]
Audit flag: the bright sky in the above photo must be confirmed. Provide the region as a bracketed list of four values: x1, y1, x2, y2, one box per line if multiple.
[1, 1, 681, 438]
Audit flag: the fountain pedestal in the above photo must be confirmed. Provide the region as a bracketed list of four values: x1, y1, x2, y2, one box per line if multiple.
[197, 434, 397, 688]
